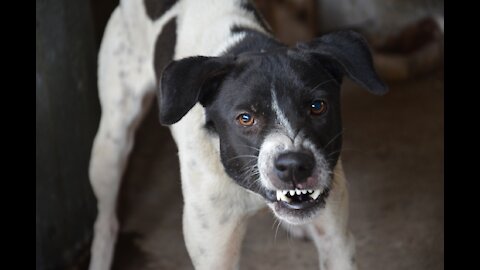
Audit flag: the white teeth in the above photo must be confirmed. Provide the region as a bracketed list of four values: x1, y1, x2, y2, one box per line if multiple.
[276, 190, 292, 203]
[310, 190, 321, 200]
[277, 189, 322, 202]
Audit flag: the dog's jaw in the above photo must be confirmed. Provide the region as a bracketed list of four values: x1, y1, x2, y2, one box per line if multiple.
[256, 131, 334, 224]
[267, 192, 330, 225]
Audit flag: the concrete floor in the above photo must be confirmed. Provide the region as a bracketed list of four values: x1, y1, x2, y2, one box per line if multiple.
[111, 70, 444, 270]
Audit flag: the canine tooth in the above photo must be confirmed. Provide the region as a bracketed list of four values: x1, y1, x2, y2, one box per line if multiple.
[295, 189, 301, 195]
[310, 190, 321, 200]
[289, 190, 295, 196]
[301, 190, 307, 194]
[279, 192, 291, 203]
[276, 191, 281, 201]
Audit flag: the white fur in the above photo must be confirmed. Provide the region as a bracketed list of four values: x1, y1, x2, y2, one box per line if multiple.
[258, 132, 292, 190]
[89, 1, 356, 269]
[213, 32, 247, 56]
[174, 0, 270, 58]
[270, 84, 295, 138]
[307, 161, 357, 270]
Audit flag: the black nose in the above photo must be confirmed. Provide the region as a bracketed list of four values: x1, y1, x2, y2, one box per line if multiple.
[274, 151, 315, 184]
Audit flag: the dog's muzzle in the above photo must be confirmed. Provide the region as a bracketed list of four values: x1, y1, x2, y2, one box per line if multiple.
[262, 150, 330, 216]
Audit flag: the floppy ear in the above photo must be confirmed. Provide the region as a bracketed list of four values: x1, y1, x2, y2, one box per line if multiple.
[157, 56, 234, 125]
[297, 30, 388, 95]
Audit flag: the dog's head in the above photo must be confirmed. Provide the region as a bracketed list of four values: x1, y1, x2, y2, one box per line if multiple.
[157, 31, 387, 224]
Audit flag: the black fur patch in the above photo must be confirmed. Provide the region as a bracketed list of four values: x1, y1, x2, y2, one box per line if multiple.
[144, 0, 177, 21]
[154, 17, 177, 81]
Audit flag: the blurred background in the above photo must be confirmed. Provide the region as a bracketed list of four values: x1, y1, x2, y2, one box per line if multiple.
[36, 0, 443, 269]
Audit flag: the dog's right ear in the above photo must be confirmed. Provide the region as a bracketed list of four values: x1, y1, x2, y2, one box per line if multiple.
[297, 30, 388, 95]
[157, 56, 234, 125]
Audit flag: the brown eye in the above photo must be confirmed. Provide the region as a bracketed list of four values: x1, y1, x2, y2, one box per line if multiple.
[237, 113, 255, 126]
[310, 100, 327, 115]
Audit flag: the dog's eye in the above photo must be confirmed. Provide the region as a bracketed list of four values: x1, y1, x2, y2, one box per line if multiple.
[310, 100, 327, 115]
[237, 113, 255, 126]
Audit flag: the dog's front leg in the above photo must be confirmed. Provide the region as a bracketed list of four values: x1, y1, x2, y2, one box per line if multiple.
[177, 165, 263, 270]
[307, 221, 357, 270]
[182, 197, 250, 270]
[307, 162, 357, 270]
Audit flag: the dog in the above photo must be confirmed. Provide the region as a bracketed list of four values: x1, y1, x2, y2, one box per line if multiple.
[88, 0, 388, 269]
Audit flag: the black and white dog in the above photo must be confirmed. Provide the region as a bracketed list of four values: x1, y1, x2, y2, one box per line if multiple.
[88, 0, 387, 269]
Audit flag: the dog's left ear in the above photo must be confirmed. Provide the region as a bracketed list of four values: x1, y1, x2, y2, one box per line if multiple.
[157, 56, 234, 125]
[297, 30, 388, 95]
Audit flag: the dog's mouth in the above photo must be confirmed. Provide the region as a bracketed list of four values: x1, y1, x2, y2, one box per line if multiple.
[274, 189, 327, 209]
[264, 188, 330, 223]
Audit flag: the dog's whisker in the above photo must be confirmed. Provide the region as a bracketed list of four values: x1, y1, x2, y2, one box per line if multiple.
[236, 145, 261, 152]
[272, 217, 279, 230]
[323, 129, 345, 149]
[244, 176, 262, 191]
[238, 162, 258, 174]
[239, 172, 262, 189]
[274, 218, 283, 243]
[327, 150, 343, 157]
[233, 163, 259, 181]
[227, 155, 259, 162]
[236, 160, 258, 173]
[249, 175, 262, 189]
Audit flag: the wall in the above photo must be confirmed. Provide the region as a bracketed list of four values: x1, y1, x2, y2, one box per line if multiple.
[36, 0, 100, 268]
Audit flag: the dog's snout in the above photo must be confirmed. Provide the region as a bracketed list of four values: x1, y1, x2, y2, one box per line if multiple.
[274, 152, 315, 184]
